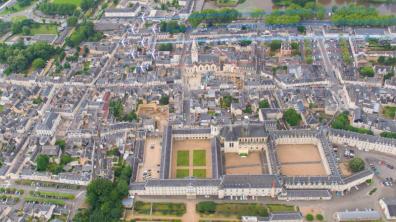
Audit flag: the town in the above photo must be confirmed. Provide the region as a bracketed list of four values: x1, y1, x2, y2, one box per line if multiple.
[0, 0, 396, 221]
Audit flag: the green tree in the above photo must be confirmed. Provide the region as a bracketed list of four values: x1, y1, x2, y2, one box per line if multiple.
[297, 25, 306, 33]
[259, 100, 270, 108]
[316, 214, 324, 221]
[36, 155, 49, 171]
[283, 108, 302, 126]
[32, 58, 45, 70]
[67, 16, 78, 27]
[349, 157, 365, 172]
[269, 40, 282, 52]
[159, 95, 169, 105]
[306, 214, 314, 221]
[158, 43, 173, 51]
[196, 201, 216, 214]
[359, 66, 375, 77]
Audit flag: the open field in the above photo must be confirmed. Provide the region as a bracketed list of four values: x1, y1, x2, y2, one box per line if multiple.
[51, 0, 81, 6]
[171, 139, 212, 179]
[136, 137, 162, 182]
[276, 144, 327, 176]
[224, 151, 266, 175]
[30, 24, 58, 35]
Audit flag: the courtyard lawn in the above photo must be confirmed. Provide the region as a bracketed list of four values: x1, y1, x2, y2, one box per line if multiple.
[383, 106, 396, 119]
[176, 151, 189, 166]
[193, 169, 206, 178]
[193, 150, 206, 166]
[51, 0, 81, 6]
[176, 169, 189, 178]
[267, 204, 296, 213]
[30, 24, 58, 35]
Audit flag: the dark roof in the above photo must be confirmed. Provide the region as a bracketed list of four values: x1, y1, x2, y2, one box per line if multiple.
[221, 175, 280, 188]
[220, 124, 267, 141]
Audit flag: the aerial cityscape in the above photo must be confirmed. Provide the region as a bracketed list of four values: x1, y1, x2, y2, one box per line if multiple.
[0, 0, 396, 221]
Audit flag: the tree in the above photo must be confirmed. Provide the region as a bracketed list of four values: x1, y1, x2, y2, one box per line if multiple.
[38, 3, 77, 16]
[259, 100, 270, 108]
[32, 58, 45, 70]
[159, 95, 169, 105]
[196, 201, 216, 214]
[349, 157, 365, 172]
[359, 66, 375, 77]
[158, 43, 172, 51]
[17, 0, 31, 7]
[55, 139, 66, 151]
[239, 40, 252, 47]
[283, 108, 302, 126]
[306, 214, 314, 221]
[269, 40, 282, 52]
[316, 214, 324, 221]
[251, 8, 265, 19]
[36, 155, 49, 171]
[297, 25, 306, 33]
[67, 16, 78, 27]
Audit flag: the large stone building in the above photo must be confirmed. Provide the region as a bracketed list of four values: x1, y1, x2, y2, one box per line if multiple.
[127, 124, 396, 200]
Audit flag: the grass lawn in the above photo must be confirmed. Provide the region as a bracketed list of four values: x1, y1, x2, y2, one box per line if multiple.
[11, 16, 27, 22]
[193, 169, 206, 178]
[197, 202, 269, 217]
[267, 204, 296, 213]
[51, 0, 81, 6]
[176, 169, 189, 178]
[134, 201, 186, 216]
[193, 150, 206, 166]
[383, 106, 396, 119]
[0, 105, 3, 113]
[216, 0, 239, 6]
[30, 24, 58, 35]
[176, 150, 189, 166]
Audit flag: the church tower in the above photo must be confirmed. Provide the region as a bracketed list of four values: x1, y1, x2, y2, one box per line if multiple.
[191, 38, 198, 64]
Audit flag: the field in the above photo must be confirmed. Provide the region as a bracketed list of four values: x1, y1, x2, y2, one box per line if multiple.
[171, 139, 212, 179]
[51, 0, 81, 6]
[224, 151, 266, 175]
[276, 144, 327, 176]
[383, 106, 396, 119]
[0, 2, 33, 16]
[30, 24, 58, 35]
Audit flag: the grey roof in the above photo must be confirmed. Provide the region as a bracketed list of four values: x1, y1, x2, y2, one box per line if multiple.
[336, 210, 381, 221]
[382, 198, 396, 217]
[221, 175, 280, 188]
[160, 126, 172, 179]
[172, 127, 211, 135]
[220, 124, 268, 141]
[284, 189, 331, 198]
[269, 212, 303, 221]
